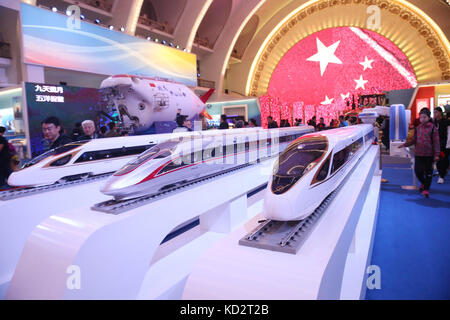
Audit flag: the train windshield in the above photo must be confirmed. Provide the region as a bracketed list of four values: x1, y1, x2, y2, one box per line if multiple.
[114, 140, 178, 176]
[271, 137, 327, 195]
[21, 141, 88, 169]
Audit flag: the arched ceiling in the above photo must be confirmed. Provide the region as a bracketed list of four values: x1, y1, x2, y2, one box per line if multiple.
[224, 0, 450, 97]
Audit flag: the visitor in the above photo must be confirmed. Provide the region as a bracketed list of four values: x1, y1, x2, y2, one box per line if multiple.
[399, 108, 440, 198]
[235, 120, 245, 128]
[307, 116, 317, 128]
[173, 115, 192, 132]
[339, 115, 348, 127]
[79, 120, 103, 140]
[41, 116, 73, 149]
[267, 116, 278, 128]
[316, 117, 326, 131]
[219, 114, 229, 129]
[434, 107, 449, 184]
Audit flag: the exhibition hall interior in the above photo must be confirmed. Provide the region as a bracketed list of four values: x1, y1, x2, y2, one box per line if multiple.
[0, 0, 449, 301]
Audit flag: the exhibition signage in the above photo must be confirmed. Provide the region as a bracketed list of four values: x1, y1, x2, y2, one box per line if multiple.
[20, 3, 197, 87]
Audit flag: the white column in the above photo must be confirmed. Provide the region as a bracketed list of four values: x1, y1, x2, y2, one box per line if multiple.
[110, 0, 144, 35]
[172, 0, 212, 52]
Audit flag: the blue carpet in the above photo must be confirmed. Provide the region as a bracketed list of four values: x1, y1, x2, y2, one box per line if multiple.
[366, 167, 450, 300]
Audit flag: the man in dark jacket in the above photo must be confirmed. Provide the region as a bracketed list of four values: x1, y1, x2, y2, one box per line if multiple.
[267, 116, 278, 128]
[434, 107, 449, 184]
[41, 117, 73, 150]
[219, 114, 229, 129]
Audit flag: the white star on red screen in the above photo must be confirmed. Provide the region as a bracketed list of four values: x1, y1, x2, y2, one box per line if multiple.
[354, 75, 368, 90]
[360, 56, 374, 71]
[306, 38, 342, 77]
[321, 95, 334, 105]
[341, 92, 350, 99]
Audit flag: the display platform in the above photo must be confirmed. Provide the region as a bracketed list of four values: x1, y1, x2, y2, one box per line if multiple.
[5, 158, 276, 299]
[182, 146, 380, 300]
[0, 177, 111, 299]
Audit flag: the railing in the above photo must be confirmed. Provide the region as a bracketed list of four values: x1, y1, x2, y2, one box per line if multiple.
[74, 0, 113, 12]
[194, 36, 213, 49]
[0, 42, 11, 59]
[197, 78, 215, 89]
[138, 16, 173, 34]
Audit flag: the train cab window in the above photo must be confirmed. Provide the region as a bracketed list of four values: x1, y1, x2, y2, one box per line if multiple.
[331, 148, 349, 174]
[315, 158, 330, 182]
[22, 142, 87, 169]
[271, 137, 328, 195]
[113, 142, 176, 176]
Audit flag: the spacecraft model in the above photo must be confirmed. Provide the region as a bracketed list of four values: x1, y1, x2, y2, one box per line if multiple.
[100, 74, 214, 133]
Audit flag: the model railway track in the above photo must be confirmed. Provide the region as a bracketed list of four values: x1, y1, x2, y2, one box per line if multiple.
[239, 185, 342, 254]
[92, 162, 259, 215]
[0, 172, 113, 201]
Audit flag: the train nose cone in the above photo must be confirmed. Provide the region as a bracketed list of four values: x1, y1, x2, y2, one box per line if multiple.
[7, 172, 26, 187]
[263, 196, 293, 221]
[100, 176, 127, 196]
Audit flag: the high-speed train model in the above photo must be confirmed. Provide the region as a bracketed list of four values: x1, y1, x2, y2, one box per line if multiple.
[100, 126, 315, 200]
[7, 134, 195, 187]
[263, 124, 375, 222]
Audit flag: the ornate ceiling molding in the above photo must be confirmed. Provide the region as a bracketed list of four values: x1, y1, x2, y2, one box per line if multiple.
[247, 0, 450, 96]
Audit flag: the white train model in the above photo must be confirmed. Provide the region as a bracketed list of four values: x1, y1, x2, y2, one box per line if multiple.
[7, 134, 186, 187]
[100, 126, 315, 200]
[263, 124, 375, 221]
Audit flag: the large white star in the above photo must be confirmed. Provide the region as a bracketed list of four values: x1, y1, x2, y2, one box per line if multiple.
[354, 75, 368, 90]
[360, 56, 374, 71]
[321, 95, 334, 105]
[341, 92, 350, 99]
[306, 38, 342, 76]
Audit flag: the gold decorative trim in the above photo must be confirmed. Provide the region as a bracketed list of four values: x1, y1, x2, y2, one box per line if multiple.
[248, 0, 450, 96]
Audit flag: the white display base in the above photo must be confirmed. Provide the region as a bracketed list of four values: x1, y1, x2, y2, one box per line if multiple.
[0, 179, 111, 299]
[137, 194, 264, 300]
[182, 146, 380, 300]
[340, 170, 381, 299]
[5, 159, 275, 299]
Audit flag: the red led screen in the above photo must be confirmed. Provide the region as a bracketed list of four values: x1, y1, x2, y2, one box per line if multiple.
[261, 27, 416, 127]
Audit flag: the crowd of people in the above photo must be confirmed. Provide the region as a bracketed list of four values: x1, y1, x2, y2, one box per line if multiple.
[40, 116, 122, 152]
[1, 109, 449, 194]
[172, 113, 259, 132]
[265, 114, 358, 131]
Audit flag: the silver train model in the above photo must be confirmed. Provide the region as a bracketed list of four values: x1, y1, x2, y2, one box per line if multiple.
[100, 126, 315, 200]
[7, 134, 185, 187]
[263, 124, 375, 222]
